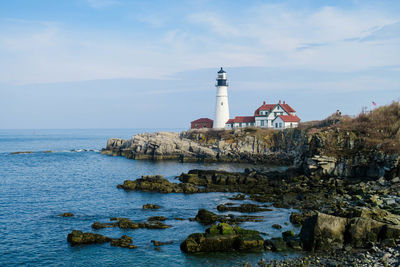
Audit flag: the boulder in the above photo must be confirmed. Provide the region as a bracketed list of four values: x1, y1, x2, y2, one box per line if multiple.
[59, 212, 74, 217]
[264, 237, 288, 252]
[143, 204, 161, 209]
[67, 230, 111, 246]
[346, 218, 384, 248]
[110, 235, 137, 249]
[180, 224, 264, 253]
[300, 212, 348, 251]
[118, 176, 200, 194]
[272, 224, 282, 229]
[195, 209, 218, 225]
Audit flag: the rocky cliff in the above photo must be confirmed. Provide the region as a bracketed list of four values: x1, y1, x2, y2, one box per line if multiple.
[102, 128, 304, 165]
[102, 102, 400, 179]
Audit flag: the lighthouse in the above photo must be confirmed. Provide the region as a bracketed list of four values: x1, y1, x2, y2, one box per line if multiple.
[214, 67, 230, 129]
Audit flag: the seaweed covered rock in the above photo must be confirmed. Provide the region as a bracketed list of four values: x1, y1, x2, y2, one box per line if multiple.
[110, 235, 137, 249]
[91, 218, 171, 230]
[180, 224, 264, 253]
[217, 203, 272, 213]
[117, 175, 199, 193]
[193, 209, 264, 225]
[59, 212, 74, 217]
[147, 216, 166, 221]
[143, 204, 161, 209]
[67, 230, 111, 246]
[195, 209, 218, 225]
[151, 240, 173, 246]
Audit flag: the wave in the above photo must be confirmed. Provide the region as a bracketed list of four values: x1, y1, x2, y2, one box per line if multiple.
[9, 149, 100, 155]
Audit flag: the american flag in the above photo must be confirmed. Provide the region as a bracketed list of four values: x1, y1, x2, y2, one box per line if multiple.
[372, 101, 377, 106]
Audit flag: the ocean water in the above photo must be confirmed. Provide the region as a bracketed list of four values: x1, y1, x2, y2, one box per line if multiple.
[0, 129, 300, 267]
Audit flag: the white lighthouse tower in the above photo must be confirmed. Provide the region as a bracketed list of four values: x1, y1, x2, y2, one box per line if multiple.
[214, 67, 230, 129]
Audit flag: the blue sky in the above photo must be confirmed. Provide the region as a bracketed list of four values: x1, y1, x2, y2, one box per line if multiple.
[0, 0, 399, 129]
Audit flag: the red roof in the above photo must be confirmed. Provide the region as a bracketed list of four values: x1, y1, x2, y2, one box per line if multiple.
[226, 116, 255, 124]
[280, 104, 295, 113]
[254, 104, 275, 116]
[278, 115, 300, 122]
[191, 118, 213, 123]
[254, 101, 296, 116]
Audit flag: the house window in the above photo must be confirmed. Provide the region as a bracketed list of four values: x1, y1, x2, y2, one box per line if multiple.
[261, 120, 264, 126]
[195, 123, 198, 127]
[203, 124, 207, 128]
[274, 112, 277, 116]
[279, 123, 282, 128]
[239, 123, 242, 127]
[277, 106, 280, 110]
[221, 102, 223, 106]
[275, 123, 278, 128]
[290, 123, 293, 128]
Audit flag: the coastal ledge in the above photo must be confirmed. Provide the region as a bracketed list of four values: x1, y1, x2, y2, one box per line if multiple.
[101, 129, 300, 165]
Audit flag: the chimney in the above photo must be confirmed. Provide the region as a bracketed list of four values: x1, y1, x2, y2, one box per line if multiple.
[283, 101, 286, 104]
[263, 101, 266, 105]
[279, 100, 281, 104]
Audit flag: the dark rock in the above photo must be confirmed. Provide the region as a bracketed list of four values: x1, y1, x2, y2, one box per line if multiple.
[91, 222, 111, 230]
[151, 240, 173, 246]
[264, 237, 288, 252]
[67, 230, 111, 246]
[143, 204, 161, 209]
[92, 218, 171, 230]
[272, 224, 282, 229]
[147, 216, 166, 221]
[118, 175, 199, 194]
[180, 224, 264, 253]
[282, 230, 295, 239]
[217, 203, 272, 213]
[228, 194, 246, 200]
[289, 212, 305, 225]
[195, 209, 218, 225]
[59, 212, 74, 217]
[110, 235, 137, 249]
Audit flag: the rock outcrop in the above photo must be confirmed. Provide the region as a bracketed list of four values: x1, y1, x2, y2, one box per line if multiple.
[102, 129, 300, 165]
[103, 124, 400, 179]
[300, 212, 400, 251]
[193, 209, 264, 225]
[117, 175, 199, 194]
[91, 218, 171, 230]
[67, 230, 111, 245]
[180, 223, 264, 253]
[67, 230, 137, 249]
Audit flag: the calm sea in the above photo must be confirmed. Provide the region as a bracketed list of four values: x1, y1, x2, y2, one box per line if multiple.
[0, 129, 299, 267]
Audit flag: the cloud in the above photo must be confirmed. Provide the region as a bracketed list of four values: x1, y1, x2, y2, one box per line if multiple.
[0, 1, 399, 85]
[360, 21, 400, 42]
[187, 12, 240, 36]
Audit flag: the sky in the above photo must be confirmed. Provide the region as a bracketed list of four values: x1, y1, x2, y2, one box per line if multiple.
[0, 0, 399, 129]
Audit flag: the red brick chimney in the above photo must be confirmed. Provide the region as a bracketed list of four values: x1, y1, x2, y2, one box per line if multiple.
[283, 100, 286, 104]
[263, 101, 266, 105]
[279, 100, 281, 104]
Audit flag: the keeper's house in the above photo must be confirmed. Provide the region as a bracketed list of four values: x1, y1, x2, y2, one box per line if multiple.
[226, 100, 300, 130]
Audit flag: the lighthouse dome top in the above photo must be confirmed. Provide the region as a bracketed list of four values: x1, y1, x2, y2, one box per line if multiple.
[217, 67, 226, 74]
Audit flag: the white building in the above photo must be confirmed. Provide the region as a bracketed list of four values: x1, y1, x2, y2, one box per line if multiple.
[213, 68, 230, 129]
[225, 100, 300, 130]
